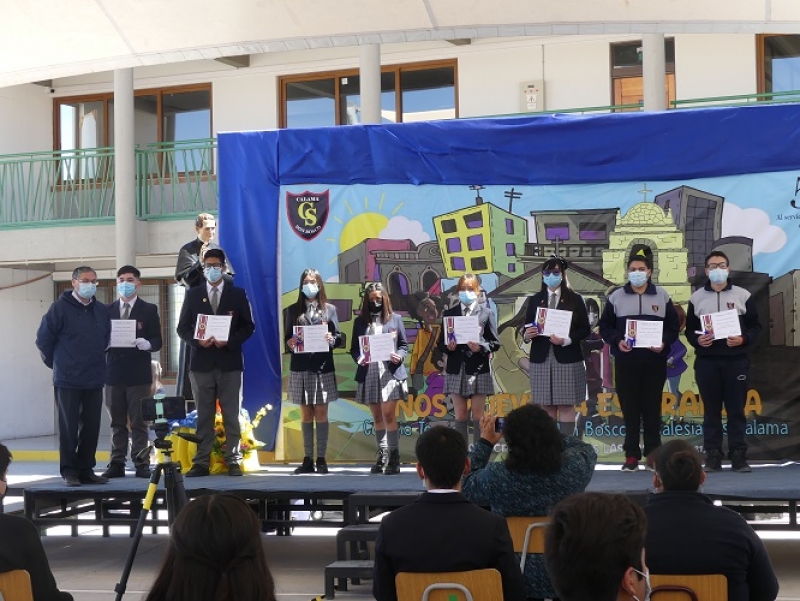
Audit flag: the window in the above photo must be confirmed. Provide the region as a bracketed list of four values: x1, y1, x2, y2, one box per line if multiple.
[505, 219, 515, 234]
[441, 219, 458, 234]
[579, 222, 607, 241]
[451, 257, 466, 271]
[470, 257, 488, 271]
[546, 224, 570, 241]
[463, 212, 483, 229]
[467, 235, 484, 251]
[506, 242, 516, 255]
[280, 60, 457, 128]
[446, 237, 462, 253]
[759, 35, 800, 98]
[611, 40, 676, 111]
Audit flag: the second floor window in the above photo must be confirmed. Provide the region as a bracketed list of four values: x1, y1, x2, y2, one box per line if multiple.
[610, 40, 676, 111]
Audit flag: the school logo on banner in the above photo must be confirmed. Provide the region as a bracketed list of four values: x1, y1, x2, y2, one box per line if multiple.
[286, 190, 330, 241]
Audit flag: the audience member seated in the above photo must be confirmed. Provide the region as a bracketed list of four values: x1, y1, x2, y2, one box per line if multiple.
[373, 426, 526, 601]
[644, 440, 779, 601]
[461, 404, 597, 600]
[145, 493, 277, 601]
[545, 492, 650, 601]
[0, 442, 74, 601]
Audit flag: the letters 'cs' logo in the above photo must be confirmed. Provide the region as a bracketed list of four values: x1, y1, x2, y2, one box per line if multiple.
[286, 190, 330, 241]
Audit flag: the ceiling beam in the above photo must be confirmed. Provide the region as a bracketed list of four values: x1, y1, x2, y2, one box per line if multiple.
[215, 54, 250, 69]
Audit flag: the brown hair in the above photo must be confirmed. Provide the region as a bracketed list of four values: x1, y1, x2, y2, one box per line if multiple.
[358, 281, 393, 324]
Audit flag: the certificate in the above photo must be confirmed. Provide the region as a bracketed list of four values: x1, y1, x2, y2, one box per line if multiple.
[292, 324, 329, 353]
[194, 314, 232, 342]
[109, 319, 136, 348]
[535, 307, 573, 338]
[702, 309, 742, 340]
[444, 316, 481, 344]
[359, 333, 395, 363]
[625, 319, 663, 348]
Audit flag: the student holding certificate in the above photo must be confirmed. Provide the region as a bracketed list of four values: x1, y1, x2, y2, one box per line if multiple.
[349, 282, 408, 475]
[284, 268, 342, 475]
[438, 273, 501, 446]
[599, 245, 679, 472]
[522, 256, 590, 432]
[686, 251, 762, 473]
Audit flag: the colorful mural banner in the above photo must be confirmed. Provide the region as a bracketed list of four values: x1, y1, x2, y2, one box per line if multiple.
[219, 106, 800, 459]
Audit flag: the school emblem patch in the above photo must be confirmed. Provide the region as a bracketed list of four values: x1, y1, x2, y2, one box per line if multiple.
[286, 190, 330, 241]
[727, 302, 735, 309]
[651, 305, 659, 312]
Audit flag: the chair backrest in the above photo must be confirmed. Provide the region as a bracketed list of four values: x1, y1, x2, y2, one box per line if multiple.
[395, 568, 502, 601]
[651, 574, 728, 601]
[0, 570, 34, 601]
[505, 516, 549, 572]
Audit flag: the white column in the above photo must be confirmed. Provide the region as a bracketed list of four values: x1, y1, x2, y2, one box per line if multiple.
[642, 34, 666, 111]
[114, 68, 136, 267]
[359, 44, 381, 124]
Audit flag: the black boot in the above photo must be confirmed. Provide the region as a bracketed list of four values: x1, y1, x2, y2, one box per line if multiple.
[316, 457, 329, 474]
[384, 449, 401, 475]
[294, 456, 315, 474]
[370, 449, 387, 474]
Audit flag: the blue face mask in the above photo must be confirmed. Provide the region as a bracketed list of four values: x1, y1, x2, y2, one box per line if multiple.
[302, 283, 319, 298]
[204, 266, 223, 283]
[628, 271, 649, 288]
[708, 268, 729, 285]
[543, 274, 562, 289]
[459, 290, 478, 306]
[78, 282, 97, 299]
[117, 282, 136, 298]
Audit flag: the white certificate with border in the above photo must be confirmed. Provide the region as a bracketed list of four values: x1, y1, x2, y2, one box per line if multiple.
[625, 319, 663, 348]
[536, 307, 573, 338]
[194, 314, 232, 342]
[360, 333, 395, 363]
[109, 319, 137, 348]
[703, 309, 742, 340]
[292, 324, 329, 353]
[444, 316, 481, 344]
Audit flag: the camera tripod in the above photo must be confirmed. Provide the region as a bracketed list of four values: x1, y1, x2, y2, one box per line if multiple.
[114, 425, 202, 601]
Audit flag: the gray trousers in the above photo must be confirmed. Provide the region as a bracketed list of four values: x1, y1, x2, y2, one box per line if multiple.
[104, 383, 152, 468]
[190, 369, 243, 467]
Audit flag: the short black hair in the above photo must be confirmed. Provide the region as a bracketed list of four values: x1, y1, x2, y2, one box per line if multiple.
[545, 492, 646, 601]
[654, 440, 703, 491]
[204, 248, 226, 264]
[117, 265, 141, 279]
[704, 250, 729, 267]
[415, 426, 467, 489]
[0, 442, 11, 477]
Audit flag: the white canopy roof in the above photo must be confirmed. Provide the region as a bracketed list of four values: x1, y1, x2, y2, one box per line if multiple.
[2, 0, 799, 88]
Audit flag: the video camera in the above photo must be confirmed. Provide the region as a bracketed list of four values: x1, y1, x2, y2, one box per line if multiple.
[141, 395, 186, 423]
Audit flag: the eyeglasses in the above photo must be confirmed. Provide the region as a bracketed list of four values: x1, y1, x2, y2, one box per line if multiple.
[203, 263, 223, 269]
[542, 270, 561, 277]
[76, 279, 97, 284]
[707, 262, 728, 270]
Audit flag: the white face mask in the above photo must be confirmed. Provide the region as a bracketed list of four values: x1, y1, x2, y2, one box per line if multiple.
[632, 568, 651, 601]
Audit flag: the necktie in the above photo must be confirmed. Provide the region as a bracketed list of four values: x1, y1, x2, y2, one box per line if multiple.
[122, 302, 130, 319]
[549, 293, 557, 309]
[211, 287, 219, 314]
[464, 305, 471, 316]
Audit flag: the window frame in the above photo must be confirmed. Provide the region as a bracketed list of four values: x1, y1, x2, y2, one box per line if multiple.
[278, 59, 459, 128]
[609, 39, 676, 110]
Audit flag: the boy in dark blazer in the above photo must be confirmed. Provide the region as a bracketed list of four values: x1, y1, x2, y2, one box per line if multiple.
[177, 249, 255, 477]
[103, 265, 162, 479]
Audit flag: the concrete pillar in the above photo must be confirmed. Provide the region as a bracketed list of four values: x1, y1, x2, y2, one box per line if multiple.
[114, 68, 136, 267]
[642, 34, 667, 111]
[359, 44, 381, 124]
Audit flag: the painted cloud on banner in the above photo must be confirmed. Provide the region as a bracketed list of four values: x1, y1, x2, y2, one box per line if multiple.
[722, 203, 787, 255]
[379, 216, 431, 245]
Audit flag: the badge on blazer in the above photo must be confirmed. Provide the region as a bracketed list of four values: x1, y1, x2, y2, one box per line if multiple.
[727, 302, 735, 309]
[652, 305, 659, 312]
[286, 190, 330, 241]
[137, 321, 143, 330]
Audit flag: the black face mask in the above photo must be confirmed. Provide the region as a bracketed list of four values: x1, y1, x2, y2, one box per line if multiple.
[370, 301, 383, 312]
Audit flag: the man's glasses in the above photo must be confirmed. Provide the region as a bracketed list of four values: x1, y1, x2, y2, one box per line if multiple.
[707, 262, 728, 270]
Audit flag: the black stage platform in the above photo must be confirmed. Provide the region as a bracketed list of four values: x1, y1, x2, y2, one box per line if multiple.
[16, 462, 800, 535]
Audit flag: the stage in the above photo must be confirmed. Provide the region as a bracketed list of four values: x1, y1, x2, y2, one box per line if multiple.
[12, 461, 800, 536]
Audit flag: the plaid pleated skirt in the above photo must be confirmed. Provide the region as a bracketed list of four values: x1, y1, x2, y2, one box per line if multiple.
[529, 347, 586, 406]
[356, 361, 407, 404]
[289, 371, 338, 405]
[444, 367, 494, 397]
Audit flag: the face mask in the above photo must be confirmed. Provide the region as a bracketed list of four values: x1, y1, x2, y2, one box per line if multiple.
[78, 282, 97, 299]
[371, 300, 383, 312]
[459, 290, 477, 305]
[204, 266, 223, 283]
[117, 282, 136, 298]
[632, 568, 651, 601]
[543, 274, 562, 288]
[302, 283, 319, 298]
[628, 271, 649, 288]
[708, 268, 729, 285]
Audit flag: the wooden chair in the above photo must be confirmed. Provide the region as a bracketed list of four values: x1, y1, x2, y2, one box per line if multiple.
[505, 516, 549, 572]
[395, 568, 502, 601]
[651, 574, 728, 601]
[0, 569, 34, 601]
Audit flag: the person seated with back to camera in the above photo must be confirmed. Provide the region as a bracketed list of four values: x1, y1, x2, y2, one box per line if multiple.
[644, 440, 779, 601]
[144, 493, 277, 601]
[461, 403, 597, 600]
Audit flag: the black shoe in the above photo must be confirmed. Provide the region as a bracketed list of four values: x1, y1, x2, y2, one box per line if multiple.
[730, 449, 752, 473]
[63, 475, 81, 487]
[370, 450, 387, 474]
[79, 472, 108, 484]
[294, 457, 315, 475]
[185, 464, 210, 477]
[102, 463, 126, 479]
[384, 449, 401, 475]
[704, 449, 723, 472]
[228, 463, 243, 477]
[316, 457, 329, 474]
[135, 466, 152, 479]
